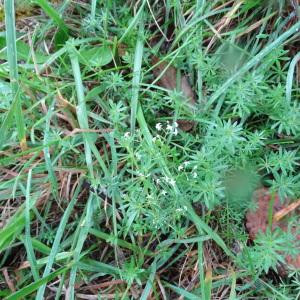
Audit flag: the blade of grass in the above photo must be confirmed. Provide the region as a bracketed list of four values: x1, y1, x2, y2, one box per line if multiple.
[5, 266, 69, 300]
[33, 0, 69, 36]
[68, 41, 109, 178]
[67, 193, 94, 300]
[229, 270, 237, 300]
[24, 169, 39, 281]
[198, 241, 206, 300]
[78, 258, 121, 275]
[43, 99, 58, 199]
[130, 10, 144, 134]
[140, 259, 157, 300]
[119, 0, 146, 43]
[90, 226, 153, 256]
[163, 282, 200, 300]
[91, 0, 97, 21]
[0, 141, 59, 167]
[36, 180, 83, 300]
[204, 264, 212, 300]
[0, 207, 26, 252]
[0, 93, 18, 149]
[286, 52, 300, 105]
[4, 0, 27, 150]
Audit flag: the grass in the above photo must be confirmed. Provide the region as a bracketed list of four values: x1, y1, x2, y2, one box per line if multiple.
[0, 0, 300, 299]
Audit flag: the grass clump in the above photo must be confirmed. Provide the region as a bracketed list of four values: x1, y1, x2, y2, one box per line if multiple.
[0, 0, 300, 299]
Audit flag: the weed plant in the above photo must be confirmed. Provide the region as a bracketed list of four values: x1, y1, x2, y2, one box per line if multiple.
[0, 0, 299, 299]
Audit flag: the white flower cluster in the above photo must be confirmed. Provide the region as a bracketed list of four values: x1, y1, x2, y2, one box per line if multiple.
[155, 121, 179, 136]
[177, 161, 198, 178]
[164, 176, 176, 187]
[175, 206, 188, 213]
[177, 160, 190, 171]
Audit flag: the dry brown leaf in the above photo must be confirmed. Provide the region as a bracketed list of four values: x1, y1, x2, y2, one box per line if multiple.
[246, 188, 300, 270]
[151, 56, 196, 131]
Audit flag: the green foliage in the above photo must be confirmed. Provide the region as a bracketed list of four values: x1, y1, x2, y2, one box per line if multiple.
[237, 226, 299, 275]
[1, 1, 300, 299]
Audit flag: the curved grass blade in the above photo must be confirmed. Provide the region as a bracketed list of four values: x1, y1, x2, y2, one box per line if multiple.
[286, 52, 300, 104]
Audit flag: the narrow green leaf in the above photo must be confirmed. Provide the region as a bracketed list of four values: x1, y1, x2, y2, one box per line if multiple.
[140, 259, 157, 300]
[36, 181, 83, 300]
[67, 194, 94, 300]
[130, 10, 144, 134]
[24, 169, 39, 281]
[33, 0, 69, 36]
[5, 267, 68, 300]
[4, 0, 27, 149]
[286, 52, 300, 104]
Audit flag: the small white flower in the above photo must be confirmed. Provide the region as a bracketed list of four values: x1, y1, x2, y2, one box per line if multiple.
[173, 122, 178, 128]
[193, 165, 198, 170]
[183, 206, 188, 211]
[183, 161, 190, 167]
[135, 152, 141, 160]
[169, 178, 176, 186]
[192, 172, 197, 178]
[137, 171, 149, 178]
[152, 136, 157, 143]
[166, 124, 173, 131]
[161, 190, 167, 196]
[178, 165, 184, 171]
[156, 178, 161, 184]
[173, 128, 178, 136]
[146, 194, 153, 199]
[124, 131, 130, 138]
[155, 123, 162, 131]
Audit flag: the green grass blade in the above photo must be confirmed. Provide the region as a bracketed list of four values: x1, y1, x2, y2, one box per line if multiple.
[5, 266, 68, 300]
[229, 271, 237, 300]
[67, 193, 94, 300]
[119, 0, 146, 43]
[0, 207, 25, 252]
[0, 94, 17, 149]
[33, 0, 69, 35]
[43, 99, 58, 199]
[164, 282, 200, 300]
[130, 11, 144, 134]
[89, 228, 153, 255]
[140, 259, 157, 300]
[4, 0, 27, 150]
[36, 180, 83, 300]
[24, 169, 39, 281]
[286, 52, 300, 104]
[68, 41, 109, 178]
[198, 241, 206, 300]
